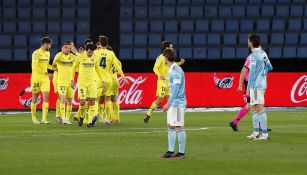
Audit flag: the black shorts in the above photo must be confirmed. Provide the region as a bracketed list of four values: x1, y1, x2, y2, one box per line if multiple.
[243, 80, 250, 103]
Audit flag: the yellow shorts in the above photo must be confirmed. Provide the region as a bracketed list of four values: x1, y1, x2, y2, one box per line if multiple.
[111, 78, 119, 96]
[156, 80, 169, 97]
[58, 84, 74, 98]
[78, 83, 97, 99]
[102, 80, 112, 97]
[31, 77, 50, 93]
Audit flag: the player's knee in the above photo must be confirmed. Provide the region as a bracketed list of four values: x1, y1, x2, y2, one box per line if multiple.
[79, 100, 86, 106]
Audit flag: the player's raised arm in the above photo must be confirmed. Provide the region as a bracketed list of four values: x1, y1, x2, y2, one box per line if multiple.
[153, 56, 165, 80]
[176, 58, 185, 66]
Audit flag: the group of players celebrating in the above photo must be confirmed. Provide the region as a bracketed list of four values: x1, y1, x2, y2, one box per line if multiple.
[30, 35, 128, 127]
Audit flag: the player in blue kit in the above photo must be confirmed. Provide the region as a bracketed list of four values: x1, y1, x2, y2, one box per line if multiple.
[246, 34, 273, 141]
[160, 48, 187, 159]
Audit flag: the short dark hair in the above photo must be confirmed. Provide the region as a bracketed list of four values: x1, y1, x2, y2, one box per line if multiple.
[248, 34, 261, 48]
[85, 43, 95, 51]
[84, 39, 93, 46]
[106, 45, 113, 51]
[163, 48, 176, 62]
[62, 40, 71, 46]
[40, 37, 52, 45]
[161, 41, 173, 51]
[99, 35, 109, 47]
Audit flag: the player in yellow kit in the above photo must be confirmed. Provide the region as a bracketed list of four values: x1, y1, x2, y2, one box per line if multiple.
[144, 41, 185, 123]
[72, 43, 103, 127]
[52, 41, 78, 124]
[93, 35, 128, 126]
[30, 37, 53, 124]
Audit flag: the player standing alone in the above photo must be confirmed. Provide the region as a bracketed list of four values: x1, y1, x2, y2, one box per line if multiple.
[161, 48, 187, 159]
[245, 34, 273, 140]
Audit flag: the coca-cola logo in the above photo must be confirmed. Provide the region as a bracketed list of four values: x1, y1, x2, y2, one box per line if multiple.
[290, 75, 307, 103]
[118, 76, 146, 105]
[0, 77, 9, 91]
[214, 73, 234, 89]
[19, 87, 41, 107]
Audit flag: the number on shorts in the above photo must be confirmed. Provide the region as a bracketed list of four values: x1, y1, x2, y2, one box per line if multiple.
[162, 87, 166, 92]
[60, 86, 65, 91]
[33, 83, 39, 88]
[100, 57, 107, 69]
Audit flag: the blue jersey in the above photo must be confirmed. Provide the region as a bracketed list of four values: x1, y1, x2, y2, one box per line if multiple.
[247, 48, 273, 90]
[167, 63, 187, 108]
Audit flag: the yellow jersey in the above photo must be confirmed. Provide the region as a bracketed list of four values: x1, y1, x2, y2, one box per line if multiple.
[31, 48, 52, 80]
[93, 48, 125, 82]
[111, 58, 123, 80]
[72, 52, 101, 85]
[53, 52, 77, 85]
[153, 54, 183, 81]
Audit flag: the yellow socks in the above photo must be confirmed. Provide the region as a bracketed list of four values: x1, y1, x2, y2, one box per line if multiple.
[66, 105, 72, 120]
[31, 103, 37, 121]
[42, 102, 49, 121]
[98, 103, 105, 120]
[113, 101, 120, 122]
[79, 104, 85, 118]
[105, 101, 113, 123]
[60, 103, 66, 120]
[146, 102, 158, 116]
[88, 104, 97, 124]
[55, 99, 60, 117]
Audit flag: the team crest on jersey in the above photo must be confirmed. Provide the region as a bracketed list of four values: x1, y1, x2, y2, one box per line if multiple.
[0, 77, 9, 91]
[213, 73, 234, 89]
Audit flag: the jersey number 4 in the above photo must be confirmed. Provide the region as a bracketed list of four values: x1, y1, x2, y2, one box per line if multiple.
[100, 57, 107, 69]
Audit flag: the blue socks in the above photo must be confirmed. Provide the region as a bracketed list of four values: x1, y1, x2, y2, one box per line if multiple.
[252, 112, 260, 132]
[178, 128, 186, 153]
[168, 128, 176, 152]
[258, 111, 268, 134]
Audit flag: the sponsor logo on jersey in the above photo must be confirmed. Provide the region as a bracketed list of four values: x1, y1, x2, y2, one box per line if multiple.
[214, 73, 234, 89]
[0, 77, 9, 91]
[291, 75, 307, 103]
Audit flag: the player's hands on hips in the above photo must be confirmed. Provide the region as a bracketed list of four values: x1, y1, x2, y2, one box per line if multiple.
[238, 85, 243, 93]
[123, 77, 129, 85]
[246, 90, 250, 97]
[162, 104, 170, 112]
[71, 80, 76, 89]
[160, 75, 166, 80]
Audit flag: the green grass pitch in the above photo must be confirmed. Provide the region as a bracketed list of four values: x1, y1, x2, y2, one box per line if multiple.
[0, 110, 307, 175]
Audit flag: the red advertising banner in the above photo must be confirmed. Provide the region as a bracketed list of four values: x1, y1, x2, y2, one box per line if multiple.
[0, 72, 306, 109]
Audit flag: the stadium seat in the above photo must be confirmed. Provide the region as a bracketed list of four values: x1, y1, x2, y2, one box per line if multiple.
[2, 0, 16, 7]
[232, 6, 245, 17]
[135, 21, 148, 32]
[48, 0, 61, 6]
[176, 7, 189, 17]
[77, 21, 89, 33]
[48, 8, 61, 19]
[165, 20, 177, 32]
[0, 49, 12, 60]
[149, 0, 161, 5]
[271, 33, 285, 45]
[283, 47, 297, 58]
[263, 0, 277, 4]
[193, 34, 206, 46]
[120, 34, 133, 46]
[248, 0, 262, 4]
[135, 0, 147, 5]
[149, 7, 161, 18]
[29, 35, 42, 46]
[133, 48, 147, 60]
[193, 48, 206, 59]
[14, 49, 28, 61]
[285, 33, 298, 45]
[269, 47, 282, 59]
[234, 0, 248, 5]
[219, 6, 231, 17]
[148, 48, 160, 60]
[121, 0, 132, 5]
[76, 34, 88, 46]
[256, 20, 270, 32]
[303, 19, 307, 31]
[120, 48, 132, 60]
[191, 0, 205, 5]
[177, 0, 191, 5]
[0, 35, 12, 47]
[62, 22, 75, 33]
[236, 48, 249, 59]
[134, 34, 147, 46]
[272, 19, 285, 31]
[246, 6, 260, 17]
[211, 20, 224, 32]
[222, 48, 236, 59]
[206, 0, 219, 5]
[258, 33, 268, 45]
[18, 21, 31, 33]
[204, 6, 218, 17]
[120, 21, 133, 32]
[135, 7, 148, 19]
[179, 48, 192, 59]
[60, 34, 74, 43]
[162, 7, 175, 18]
[3, 8, 16, 19]
[164, 34, 178, 44]
[223, 33, 237, 45]
[240, 20, 253, 32]
[300, 33, 307, 44]
[180, 20, 194, 32]
[77, 7, 90, 19]
[292, 0, 305, 4]
[120, 7, 132, 19]
[238, 33, 249, 45]
[14, 35, 27, 47]
[178, 34, 192, 46]
[77, 0, 89, 6]
[163, 0, 176, 5]
[32, 22, 46, 33]
[297, 47, 307, 58]
[48, 22, 60, 33]
[261, 6, 275, 17]
[207, 33, 221, 45]
[225, 20, 239, 32]
[276, 6, 289, 17]
[290, 5, 303, 17]
[220, 0, 233, 5]
[277, 0, 291, 4]
[3, 22, 17, 33]
[18, 8, 31, 19]
[32, 8, 46, 19]
[195, 20, 209, 32]
[190, 6, 203, 17]
[288, 19, 302, 31]
[33, 0, 46, 6]
[148, 34, 161, 46]
[150, 20, 163, 32]
[207, 48, 221, 59]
